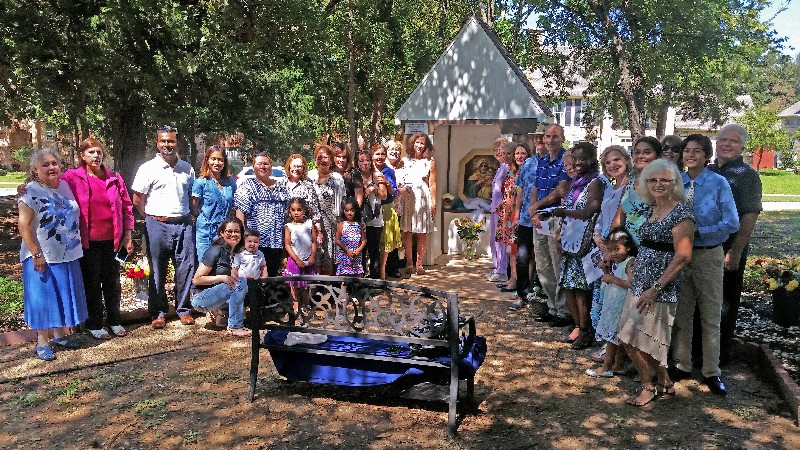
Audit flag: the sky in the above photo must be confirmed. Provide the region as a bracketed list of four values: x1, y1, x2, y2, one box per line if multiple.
[763, 1, 800, 56]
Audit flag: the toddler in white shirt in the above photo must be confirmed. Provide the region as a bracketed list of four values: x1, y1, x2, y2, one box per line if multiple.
[231, 229, 268, 279]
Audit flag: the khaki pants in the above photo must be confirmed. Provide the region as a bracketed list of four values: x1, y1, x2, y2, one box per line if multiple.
[673, 246, 724, 377]
[533, 217, 567, 318]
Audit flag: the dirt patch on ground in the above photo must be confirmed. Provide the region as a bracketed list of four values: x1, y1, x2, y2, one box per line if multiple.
[2, 297, 799, 449]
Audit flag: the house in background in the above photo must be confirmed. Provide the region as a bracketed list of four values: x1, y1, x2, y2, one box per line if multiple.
[778, 100, 800, 139]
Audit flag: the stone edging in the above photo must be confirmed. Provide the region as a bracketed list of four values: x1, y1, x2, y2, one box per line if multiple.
[733, 337, 800, 426]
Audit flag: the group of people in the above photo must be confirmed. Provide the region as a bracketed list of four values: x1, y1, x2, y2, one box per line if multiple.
[19, 127, 439, 360]
[494, 123, 759, 406]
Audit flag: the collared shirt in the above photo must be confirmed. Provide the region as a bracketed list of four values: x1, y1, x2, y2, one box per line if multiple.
[131, 155, 194, 217]
[515, 156, 539, 227]
[708, 155, 762, 246]
[534, 149, 570, 206]
[682, 168, 740, 247]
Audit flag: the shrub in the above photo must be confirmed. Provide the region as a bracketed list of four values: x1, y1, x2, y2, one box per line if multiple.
[11, 146, 34, 168]
[0, 277, 24, 317]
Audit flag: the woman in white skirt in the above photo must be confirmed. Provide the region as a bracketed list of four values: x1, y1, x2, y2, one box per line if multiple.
[398, 132, 436, 275]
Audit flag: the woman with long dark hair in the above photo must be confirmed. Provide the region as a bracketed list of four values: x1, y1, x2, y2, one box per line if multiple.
[190, 217, 251, 338]
[192, 145, 236, 260]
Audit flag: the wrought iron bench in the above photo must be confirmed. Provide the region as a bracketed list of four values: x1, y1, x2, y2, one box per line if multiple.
[245, 275, 485, 434]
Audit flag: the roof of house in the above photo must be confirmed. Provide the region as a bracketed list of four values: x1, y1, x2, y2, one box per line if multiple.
[778, 100, 800, 118]
[395, 16, 552, 123]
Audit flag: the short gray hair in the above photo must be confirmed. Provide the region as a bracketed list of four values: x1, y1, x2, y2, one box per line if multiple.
[718, 123, 747, 144]
[637, 159, 686, 204]
[29, 148, 62, 176]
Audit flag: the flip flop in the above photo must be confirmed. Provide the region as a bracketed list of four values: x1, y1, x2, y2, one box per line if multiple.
[88, 328, 112, 340]
[51, 336, 79, 349]
[585, 368, 614, 378]
[110, 325, 128, 337]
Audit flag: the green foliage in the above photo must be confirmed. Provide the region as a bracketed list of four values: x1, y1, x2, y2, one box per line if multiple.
[532, 1, 777, 137]
[0, 171, 27, 183]
[11, 147, 33, 168]
[0, 277, 24, 317]
[737, 108, 791, 164]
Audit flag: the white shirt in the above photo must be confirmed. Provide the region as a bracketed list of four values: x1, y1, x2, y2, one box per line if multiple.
[232, 249, 266, 278]
[131, 155, 194, 217]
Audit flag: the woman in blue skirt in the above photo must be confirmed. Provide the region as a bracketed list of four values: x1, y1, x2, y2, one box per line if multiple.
[18, 148, 88, 361]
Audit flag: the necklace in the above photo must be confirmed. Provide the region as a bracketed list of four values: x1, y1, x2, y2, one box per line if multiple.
[651, 201, 677, 221]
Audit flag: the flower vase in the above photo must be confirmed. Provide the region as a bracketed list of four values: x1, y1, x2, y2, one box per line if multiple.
[464, 240, 477, 260]
[772, 287, 800, 327]
[134, 278, 149, 301]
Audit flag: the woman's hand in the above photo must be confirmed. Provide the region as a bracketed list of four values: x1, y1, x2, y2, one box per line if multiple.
[636, 288, 658, 314]
[221, 275, 240, 290]
[33, 255, 46, 273]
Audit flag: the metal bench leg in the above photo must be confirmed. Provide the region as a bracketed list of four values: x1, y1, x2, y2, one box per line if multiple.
[247, 329, 260, 402]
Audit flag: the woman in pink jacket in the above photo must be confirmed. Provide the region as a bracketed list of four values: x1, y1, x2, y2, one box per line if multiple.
[62, 137, 135, 339]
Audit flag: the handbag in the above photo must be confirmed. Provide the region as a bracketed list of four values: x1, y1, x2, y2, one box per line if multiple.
[362, 178, 380, 222]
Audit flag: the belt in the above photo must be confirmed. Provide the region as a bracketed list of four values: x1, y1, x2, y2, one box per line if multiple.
[693, 244, 721, 250]
[147, 214, 190, 224]
[640, 239, 675, 253]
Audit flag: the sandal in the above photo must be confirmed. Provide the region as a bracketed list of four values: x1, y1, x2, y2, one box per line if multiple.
[51, 336, 79, 349]
[110, 325, 128, 337]
[88, 328, 112, 340]
[626, 385, 658, 406]
[226, 327, 252, 338]
[34, 344, 56, 361]
[571, 329, 594, 350]
[657, 383, 676, 399]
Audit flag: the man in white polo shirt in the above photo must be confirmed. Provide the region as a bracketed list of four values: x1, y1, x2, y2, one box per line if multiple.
[132, 126, 197, 329]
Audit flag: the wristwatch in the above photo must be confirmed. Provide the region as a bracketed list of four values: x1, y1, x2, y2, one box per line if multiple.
[653, 281, 664, 293]
[33, 253, 43, 259]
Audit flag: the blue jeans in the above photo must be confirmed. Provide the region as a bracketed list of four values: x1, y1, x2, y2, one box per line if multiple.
[190, 278, 248, 328]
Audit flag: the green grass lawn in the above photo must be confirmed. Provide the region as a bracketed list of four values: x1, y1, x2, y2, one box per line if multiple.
[759, 169, 800, 195]
[0, 171, 27, 184]
[748, 210, 800, 260]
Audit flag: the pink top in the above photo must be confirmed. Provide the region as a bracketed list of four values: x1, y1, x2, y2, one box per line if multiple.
[87, 174, 115, 241]
[61, 165, 135, 250]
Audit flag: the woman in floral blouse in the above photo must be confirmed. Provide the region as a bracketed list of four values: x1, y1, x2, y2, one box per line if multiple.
[307, 144, 346, 275]
[18, 148, 88, 361]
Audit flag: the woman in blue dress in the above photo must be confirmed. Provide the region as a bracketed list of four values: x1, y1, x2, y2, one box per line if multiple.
[192, 145, 236, 260]
[18, 148, 88, 361]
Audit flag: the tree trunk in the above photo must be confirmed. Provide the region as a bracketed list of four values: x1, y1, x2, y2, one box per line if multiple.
[108, 103, 147, 187]
[655, 91, 672, 140]
[589, 1, 645, 139]
[368, 88, 386, 148]
[346, 0, 358, 153]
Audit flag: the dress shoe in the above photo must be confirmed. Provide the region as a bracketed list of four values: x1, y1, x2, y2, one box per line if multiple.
[534, 312, 555, 322]
[179, 314, 196, 325]
[151, 317, 166, 329]
[704, 376, 728, 395]
[549, 316, 574, 327]
[667, 366, 692, 382]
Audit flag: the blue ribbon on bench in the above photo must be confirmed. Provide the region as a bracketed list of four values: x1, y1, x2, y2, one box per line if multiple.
[263, 330, 487, 387]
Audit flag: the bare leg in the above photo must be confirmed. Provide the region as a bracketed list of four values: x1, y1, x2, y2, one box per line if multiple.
[575, 290, 591, 330]
[564, 289, 579, 326]
[37, 330, 50, 347]
[507, 250, 518, 289]
[415, 233, 427, 268]
[380, 250, 388, 280]
[402, 232, 413, 272]
[622, 343, 657, 405]
[593, 342, 619, 373]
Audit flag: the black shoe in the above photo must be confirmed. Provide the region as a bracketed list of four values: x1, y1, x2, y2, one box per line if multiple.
[668, 367, 692, 382]
[704, 376, 728, 395]
[549, 316, 574, 327]
[535, 312, 555, 322]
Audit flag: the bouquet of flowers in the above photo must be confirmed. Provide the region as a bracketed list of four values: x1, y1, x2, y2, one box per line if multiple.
[455, 218, 484, 259]
[122, 259, 150, 300]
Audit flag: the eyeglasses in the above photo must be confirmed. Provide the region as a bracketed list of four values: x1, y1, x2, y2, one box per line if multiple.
[645, 178, 675, 185]
[223, 229, 241, 235]
[662, 146, 676, 152]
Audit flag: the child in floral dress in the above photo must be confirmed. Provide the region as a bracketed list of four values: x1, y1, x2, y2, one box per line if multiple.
[336, 198, 366, 276]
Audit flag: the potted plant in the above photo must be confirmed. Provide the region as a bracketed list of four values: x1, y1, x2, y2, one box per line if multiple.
[455, 218, 485, 260]
[756, 258, 800, 327]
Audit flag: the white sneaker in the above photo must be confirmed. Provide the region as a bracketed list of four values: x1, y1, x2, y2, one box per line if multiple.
[487, 273, 508, 282]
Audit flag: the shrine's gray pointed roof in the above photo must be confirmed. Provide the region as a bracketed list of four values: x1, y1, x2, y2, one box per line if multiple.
[395, 16, 552, 123]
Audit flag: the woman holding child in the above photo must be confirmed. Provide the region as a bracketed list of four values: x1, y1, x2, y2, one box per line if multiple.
[190, 217, 252, 338]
